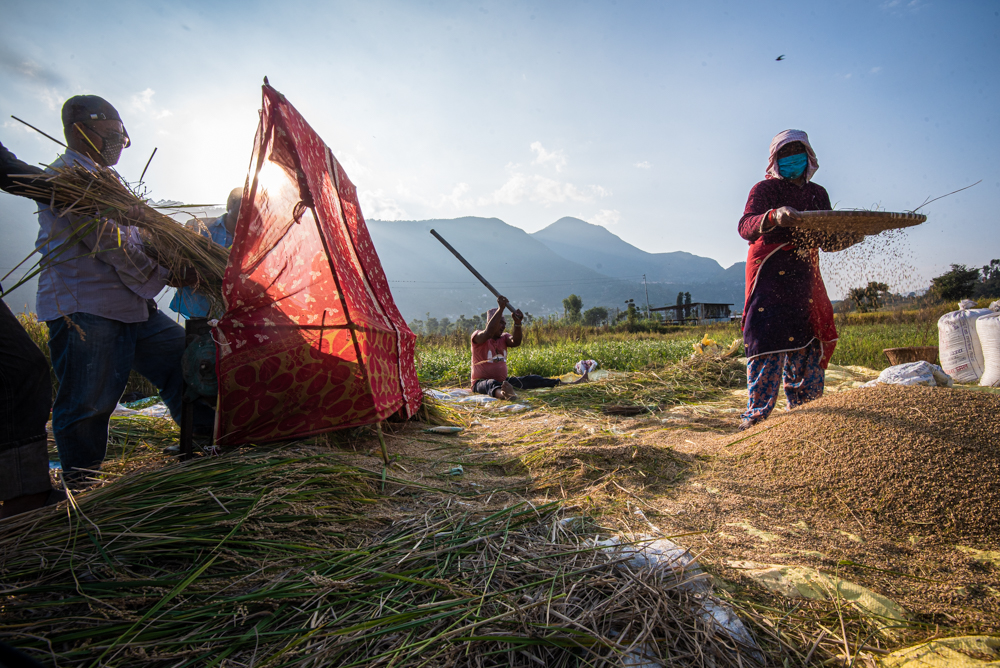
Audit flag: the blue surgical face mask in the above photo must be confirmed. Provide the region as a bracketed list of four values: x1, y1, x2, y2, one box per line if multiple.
[777, 152, 808, 179]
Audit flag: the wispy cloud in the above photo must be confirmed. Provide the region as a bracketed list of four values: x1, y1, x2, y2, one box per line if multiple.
[870, 66, 882, 74]
[479, 170, 609, 207]
[130, 88, 172, 120]
[0, 44, 65, 87]
[880, 0, 926, 13]
[359, 189, 408, 220]
[37, 87, 64, 112]
[391, 180, 474, 212]
[635, 161, 652, 169]
[436, 182, 472, 208]
[339, 153, 371, 178]
[529, 141, 567, 172]
[591, 209, 621, 227]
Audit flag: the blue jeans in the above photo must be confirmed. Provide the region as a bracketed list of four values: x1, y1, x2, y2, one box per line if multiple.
[47, 310, 215, 484]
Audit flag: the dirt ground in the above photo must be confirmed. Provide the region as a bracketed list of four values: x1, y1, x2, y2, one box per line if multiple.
[47, 366, 1000, 665]
[307, 370, 1000, 663]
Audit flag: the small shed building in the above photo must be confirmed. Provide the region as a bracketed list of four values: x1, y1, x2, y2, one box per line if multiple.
[651, 302, 734, 325]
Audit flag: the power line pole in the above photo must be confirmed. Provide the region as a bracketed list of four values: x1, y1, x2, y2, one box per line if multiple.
[643, 274, 650, 318]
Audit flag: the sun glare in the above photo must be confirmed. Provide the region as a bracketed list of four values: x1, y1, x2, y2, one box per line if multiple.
[253, 160, 293, 195]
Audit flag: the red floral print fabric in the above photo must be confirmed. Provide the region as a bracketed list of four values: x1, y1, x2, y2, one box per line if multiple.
[214, 83, 421, 445]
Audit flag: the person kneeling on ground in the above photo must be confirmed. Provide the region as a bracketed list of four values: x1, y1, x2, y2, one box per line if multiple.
[470, 295, 588, 400]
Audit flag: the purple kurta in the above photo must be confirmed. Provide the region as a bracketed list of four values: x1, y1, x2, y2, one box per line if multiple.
[739, 178, 837, 364]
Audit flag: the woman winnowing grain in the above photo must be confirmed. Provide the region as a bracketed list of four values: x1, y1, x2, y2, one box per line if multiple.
[737, 129, 862, 429]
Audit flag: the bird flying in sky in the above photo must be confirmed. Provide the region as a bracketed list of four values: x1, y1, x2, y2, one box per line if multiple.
[776, 55, 785, 61]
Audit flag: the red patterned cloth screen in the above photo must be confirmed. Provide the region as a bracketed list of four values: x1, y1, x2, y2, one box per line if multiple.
[214, 83, 421, 445]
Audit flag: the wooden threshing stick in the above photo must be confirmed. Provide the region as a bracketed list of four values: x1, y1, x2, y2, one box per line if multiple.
[429, 229, 517, 315]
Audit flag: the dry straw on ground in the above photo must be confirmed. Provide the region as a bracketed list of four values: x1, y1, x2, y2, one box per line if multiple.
[527, 356, 747, 417]
[0, 446, 765, 668]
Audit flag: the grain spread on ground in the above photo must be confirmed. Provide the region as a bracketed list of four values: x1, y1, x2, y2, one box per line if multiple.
[717, 384, 1000, 538]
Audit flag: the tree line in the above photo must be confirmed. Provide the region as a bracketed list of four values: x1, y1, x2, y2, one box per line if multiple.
[846, 260, 1000, 313]
[409, 291, 705, 336]
[410, 260, 1000, 334]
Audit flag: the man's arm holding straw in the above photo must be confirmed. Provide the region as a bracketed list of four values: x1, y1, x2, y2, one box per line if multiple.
[55, 207, 169, 299]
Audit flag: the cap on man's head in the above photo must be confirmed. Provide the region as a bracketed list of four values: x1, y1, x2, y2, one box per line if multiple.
[62, 95, 122, 127]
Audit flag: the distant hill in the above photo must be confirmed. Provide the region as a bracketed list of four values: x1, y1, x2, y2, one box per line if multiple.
[366, 216, 746, 322]
[531, 217, 725, 283]
[706, 260, 747, 285]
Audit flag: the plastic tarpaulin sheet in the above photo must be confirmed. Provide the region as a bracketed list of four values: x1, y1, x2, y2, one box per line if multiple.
[214, 83, 420, 445]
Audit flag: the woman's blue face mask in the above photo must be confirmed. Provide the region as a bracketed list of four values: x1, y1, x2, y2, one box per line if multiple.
[777, 152, 808, 179]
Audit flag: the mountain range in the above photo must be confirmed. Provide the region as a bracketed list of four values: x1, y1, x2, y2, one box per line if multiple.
[365, 216, 746, 322]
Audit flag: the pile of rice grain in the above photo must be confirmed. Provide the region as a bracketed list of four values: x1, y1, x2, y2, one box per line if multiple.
[719, 384, 1000, 538]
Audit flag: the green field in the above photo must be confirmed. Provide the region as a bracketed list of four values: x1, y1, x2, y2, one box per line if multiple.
[416, 319, 943, 386]
[17, 309, 956, 388]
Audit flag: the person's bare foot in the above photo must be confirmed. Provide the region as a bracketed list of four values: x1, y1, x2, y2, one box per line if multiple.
[493, 381, 518, 400]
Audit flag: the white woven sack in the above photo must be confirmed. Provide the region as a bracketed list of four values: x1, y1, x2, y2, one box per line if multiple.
[862, 361, 953, 388]
[937, 302, 990, 383]
[976, 312, 1000, 387]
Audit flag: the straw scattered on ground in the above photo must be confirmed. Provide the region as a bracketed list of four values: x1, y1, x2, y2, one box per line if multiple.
[0, 447, 764, 668]
[512, 356, 747, 416]
[9, 354, 1000, 666]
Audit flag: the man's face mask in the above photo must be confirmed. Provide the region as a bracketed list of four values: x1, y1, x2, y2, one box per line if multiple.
[84, 124, 130, 166]
[777, 152, 808, 180]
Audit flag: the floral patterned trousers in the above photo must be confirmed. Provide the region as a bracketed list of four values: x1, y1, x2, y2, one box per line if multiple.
[742, 340, 825, 426]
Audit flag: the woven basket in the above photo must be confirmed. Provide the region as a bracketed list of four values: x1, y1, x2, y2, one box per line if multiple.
[883, 346, 939, 366]
[796, 210, 926, 235]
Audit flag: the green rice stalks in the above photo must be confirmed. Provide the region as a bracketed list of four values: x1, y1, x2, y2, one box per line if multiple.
[0, 446, 762, 667]
[418, 394, 464, 426]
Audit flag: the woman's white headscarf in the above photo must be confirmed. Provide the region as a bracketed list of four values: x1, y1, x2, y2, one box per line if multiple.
[766, 129, 819, 182]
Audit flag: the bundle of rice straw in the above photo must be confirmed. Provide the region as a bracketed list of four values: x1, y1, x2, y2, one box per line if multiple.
[0, 448, 766, 667]
[13, 163, 229, 305]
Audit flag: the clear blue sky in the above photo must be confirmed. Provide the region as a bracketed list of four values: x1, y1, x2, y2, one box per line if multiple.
[1, 0, 997, 307]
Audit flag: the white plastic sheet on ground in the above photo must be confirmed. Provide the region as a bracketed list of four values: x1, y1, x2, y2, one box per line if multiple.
[862, 361, 954, 388]
[880, 635, 1000, 668]
[726, 561, 907, 635]
[112, 402, 172, 418]
[595, 536, 764, 665]
[422, 388, 529, 412]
